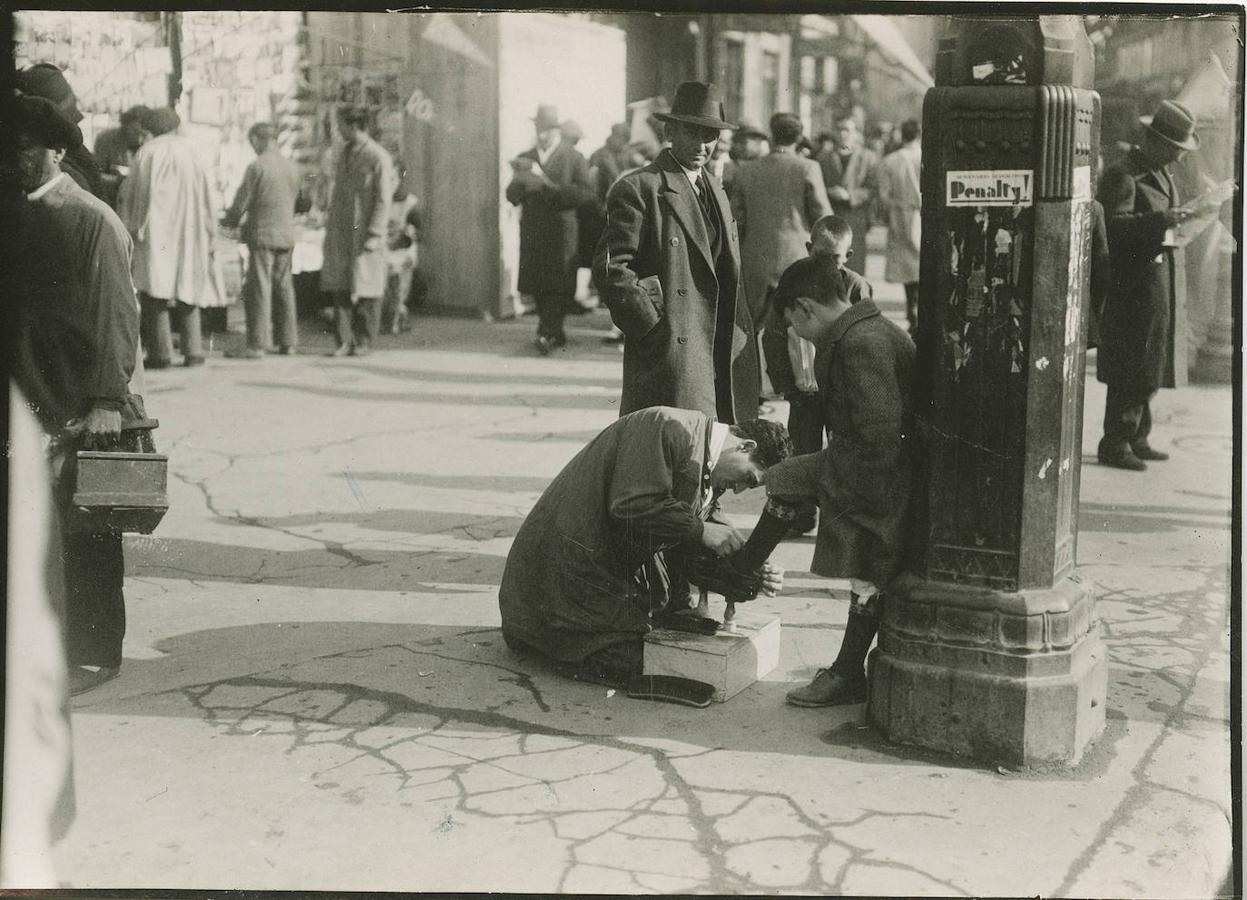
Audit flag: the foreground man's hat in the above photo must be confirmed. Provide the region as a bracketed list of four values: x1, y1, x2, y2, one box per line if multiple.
[1144, 100, 1200, 151]
[12, 94, 83, 150]
[654, 81, 737, 131]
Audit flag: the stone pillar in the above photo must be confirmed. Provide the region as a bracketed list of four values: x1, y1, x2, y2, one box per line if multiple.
[869, 16, 1108, 767]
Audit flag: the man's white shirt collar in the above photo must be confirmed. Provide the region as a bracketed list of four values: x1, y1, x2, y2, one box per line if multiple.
[536, 143, 556, 167]
[27, 172, 67, 201]
[706, 422, 731, 471]
[677, 160, 702, 188]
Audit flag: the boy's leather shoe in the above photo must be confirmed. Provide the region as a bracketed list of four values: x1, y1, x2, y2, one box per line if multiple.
[785, 668, 867, 707]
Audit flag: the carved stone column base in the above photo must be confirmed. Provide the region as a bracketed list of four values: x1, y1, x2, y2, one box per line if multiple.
[868, 573, 1107, 767]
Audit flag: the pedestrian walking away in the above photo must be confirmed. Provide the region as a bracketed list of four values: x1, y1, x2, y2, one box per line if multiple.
[118, 107, 227, 368]
[221, 122, 302, 359]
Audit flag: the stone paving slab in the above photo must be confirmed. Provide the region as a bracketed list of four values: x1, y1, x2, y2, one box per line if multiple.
[47, 310, 1233, 896]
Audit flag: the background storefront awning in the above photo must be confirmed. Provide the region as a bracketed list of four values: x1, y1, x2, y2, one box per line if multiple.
[850, 14, 935, 89]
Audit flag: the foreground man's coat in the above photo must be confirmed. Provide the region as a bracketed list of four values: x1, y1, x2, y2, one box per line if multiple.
[594, 148, 759, 425]
[499, 407, 713, 664]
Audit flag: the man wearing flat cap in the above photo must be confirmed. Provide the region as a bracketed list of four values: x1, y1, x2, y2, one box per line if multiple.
[11, 94, 145, 695]
[1096, 100, 1224, 471]
[594, 81, 760, 426]
[506, 103, 593, 355]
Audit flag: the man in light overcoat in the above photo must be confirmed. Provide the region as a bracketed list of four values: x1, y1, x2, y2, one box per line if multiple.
[321, 105, 394, 357]
[594, 81, 760, 426]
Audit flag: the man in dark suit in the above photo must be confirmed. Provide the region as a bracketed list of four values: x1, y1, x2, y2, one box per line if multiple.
[1096, 100, 1218, 471]
[506, 104, 593, 355]
[222, 122, 303, 358]
[594, 81, 760, 426]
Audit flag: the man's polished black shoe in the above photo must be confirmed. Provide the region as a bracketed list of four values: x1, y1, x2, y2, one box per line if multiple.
[1099, 448, 1147, 471]
[1132, 443, 1169, 461]
[535, 335, 553, 356]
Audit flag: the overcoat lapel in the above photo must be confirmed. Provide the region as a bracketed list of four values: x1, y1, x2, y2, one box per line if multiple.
[657, 151, 716, 278]
[705, 173, 739, 281]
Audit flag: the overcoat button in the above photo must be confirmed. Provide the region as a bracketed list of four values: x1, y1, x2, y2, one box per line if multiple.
[677, 288, 687, 296]
[670, 237, 679, 246]
[677, 336, 688, 344]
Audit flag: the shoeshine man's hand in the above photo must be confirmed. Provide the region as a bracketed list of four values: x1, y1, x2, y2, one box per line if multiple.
[67, 406, 122, 441]
[759, 561, 784, 597]
[701, 522, 744, 556]
[364, 235, 383, 252]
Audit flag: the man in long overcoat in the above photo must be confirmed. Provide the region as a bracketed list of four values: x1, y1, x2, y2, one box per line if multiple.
[321, 105, 394, 357]
[878, 119, 922, 333]
[819, 117, 880, 276]
[730, 112, 832, 329]
[1096, 100, 1214, 470]
[499, 407, 789, 684]
[594, 81, 760, 426]
[506, 104, 593, 355]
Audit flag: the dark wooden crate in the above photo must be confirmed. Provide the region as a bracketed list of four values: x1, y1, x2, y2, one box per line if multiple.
[69, 450, 169, 534]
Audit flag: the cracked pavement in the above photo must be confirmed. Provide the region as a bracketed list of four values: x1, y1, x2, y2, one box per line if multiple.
[51, 310, 1233, 895]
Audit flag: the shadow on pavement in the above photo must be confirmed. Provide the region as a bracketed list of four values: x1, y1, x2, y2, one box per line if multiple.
[128, 538, 507, 589]
[237, 379, 620, 411]
[335, 470, 554, 493]
[1078, 501, 1231, 534]
[330, 362, 624, 391]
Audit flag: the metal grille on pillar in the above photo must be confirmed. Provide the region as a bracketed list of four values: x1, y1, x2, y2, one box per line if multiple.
[870, 16, 1108, 767]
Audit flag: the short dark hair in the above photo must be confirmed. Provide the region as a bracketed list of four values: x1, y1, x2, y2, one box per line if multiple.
[810, 214, 853, 245]
[731, 418, 792, 469]
[337, 105, 371, 129]
[248, 122, 276, 144]
[771, 254, 841, 317]
[900, 119, 921, 144]
[145, 107, 180, 136]
[120, 105, 151, 127]
[816, 131, 834, 145]
[770, 112, 802, 146]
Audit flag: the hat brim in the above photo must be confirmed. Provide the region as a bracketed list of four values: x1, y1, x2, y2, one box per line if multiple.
[654, 111, 737, 131]
[1140, 116, 1200, 150]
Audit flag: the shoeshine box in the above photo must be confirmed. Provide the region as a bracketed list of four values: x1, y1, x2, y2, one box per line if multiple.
[643, 610, 781, 702]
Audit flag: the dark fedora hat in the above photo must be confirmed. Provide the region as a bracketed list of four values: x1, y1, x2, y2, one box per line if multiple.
[1143, 100, 1199, 151]
[653, 82, 736, 131]
[12, 94, 83, 151]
